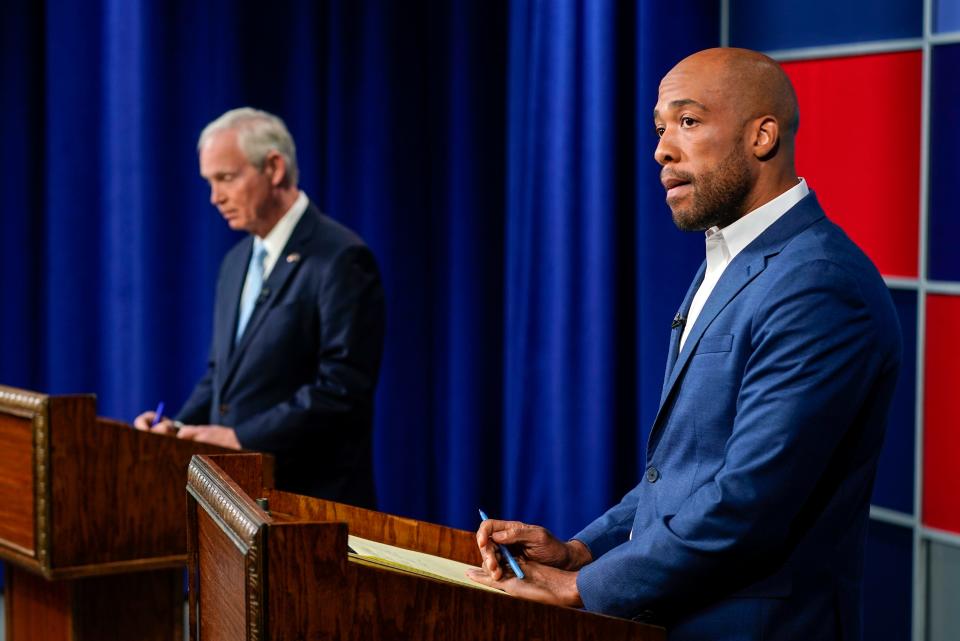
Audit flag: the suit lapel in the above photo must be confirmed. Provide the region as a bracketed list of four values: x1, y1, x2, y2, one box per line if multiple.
[648, 193, 827, 451]
[667, 251, 768, 395]
[219, 239, 252, 365]
[662, 261, 705, 404]
[219, 207, 318, 397]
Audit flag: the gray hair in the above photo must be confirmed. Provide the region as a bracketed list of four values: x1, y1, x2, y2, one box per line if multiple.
[198, 107, 299, 186]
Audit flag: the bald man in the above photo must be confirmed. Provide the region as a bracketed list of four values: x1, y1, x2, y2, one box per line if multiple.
[469, 48, 901, 640]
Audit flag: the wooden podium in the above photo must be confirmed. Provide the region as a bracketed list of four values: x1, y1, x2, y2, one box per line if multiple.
[0, 385, 241, 641]
[186, 453, 665, 640]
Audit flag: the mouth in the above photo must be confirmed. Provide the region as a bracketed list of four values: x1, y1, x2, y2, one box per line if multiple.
[661, 175, 692, 201]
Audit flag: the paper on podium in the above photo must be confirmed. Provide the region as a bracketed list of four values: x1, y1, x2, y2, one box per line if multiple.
[347, 535, 505, 594]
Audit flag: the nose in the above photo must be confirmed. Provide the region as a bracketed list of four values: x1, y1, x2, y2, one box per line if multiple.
[654, 129, 678, 166]
[209, 183, 224, 206]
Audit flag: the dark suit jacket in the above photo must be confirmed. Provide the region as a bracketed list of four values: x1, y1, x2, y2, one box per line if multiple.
[177, 202, 385, 509]
[574, 194, 902, 641]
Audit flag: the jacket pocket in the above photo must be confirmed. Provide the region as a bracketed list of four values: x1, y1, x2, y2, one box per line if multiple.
[695, 333, 734, 354]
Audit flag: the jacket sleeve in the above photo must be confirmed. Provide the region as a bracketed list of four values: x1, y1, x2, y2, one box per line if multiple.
[574, 483, 644, 559]
[175, 351, 214, 425]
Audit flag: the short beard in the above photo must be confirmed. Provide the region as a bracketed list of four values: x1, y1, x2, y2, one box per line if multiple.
[670, 145, 753, 232]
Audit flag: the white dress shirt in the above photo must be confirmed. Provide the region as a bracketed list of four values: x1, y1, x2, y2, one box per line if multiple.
[679, 178, 810, 351]
[236, 190, 309, 320]
[258, 190, 309, 279]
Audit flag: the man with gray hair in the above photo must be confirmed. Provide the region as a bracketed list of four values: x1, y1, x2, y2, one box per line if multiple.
[135, 107, 385, 509]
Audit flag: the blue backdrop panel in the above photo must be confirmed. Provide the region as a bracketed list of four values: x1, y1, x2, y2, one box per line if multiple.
[928, 43, 960, 282]
[935, 0, 960, 33]
[729, 0, 921, 52]
[871, 289, 917, 514]
[863, 520, 913, 641]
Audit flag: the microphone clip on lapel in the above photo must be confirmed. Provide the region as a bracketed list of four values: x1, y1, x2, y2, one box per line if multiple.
[672, 312, 686, 329]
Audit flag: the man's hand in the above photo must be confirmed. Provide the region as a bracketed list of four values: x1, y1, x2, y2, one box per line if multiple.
[176, 425, 242, 450]
[475, 519, 592, 580]
[467, 559, 583, 607]
[132, 410, 179, 435]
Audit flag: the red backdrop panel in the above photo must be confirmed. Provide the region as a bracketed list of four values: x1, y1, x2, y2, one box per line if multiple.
[923, 294, 960, 534]
[783, 52, 921, 278]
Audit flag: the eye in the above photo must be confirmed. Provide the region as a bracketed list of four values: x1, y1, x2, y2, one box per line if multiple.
[654, 125, 665, 138]
[680, 116, 698, 128]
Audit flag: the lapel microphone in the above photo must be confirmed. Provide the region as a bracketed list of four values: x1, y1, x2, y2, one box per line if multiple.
[256, 288, 271, 305]
[672, 312, 686, 329]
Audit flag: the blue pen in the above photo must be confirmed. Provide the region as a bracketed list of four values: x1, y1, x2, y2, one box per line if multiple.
[478, 509, 525, 580]
[151, 401, 165, 427]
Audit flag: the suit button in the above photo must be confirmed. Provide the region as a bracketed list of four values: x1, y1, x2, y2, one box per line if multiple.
[219, 403, 230, 416]
[645, 466, 660, 483]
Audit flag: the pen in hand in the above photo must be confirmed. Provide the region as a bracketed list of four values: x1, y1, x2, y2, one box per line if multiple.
[151, 401, 165, 427]
[479, 508, 525, 580]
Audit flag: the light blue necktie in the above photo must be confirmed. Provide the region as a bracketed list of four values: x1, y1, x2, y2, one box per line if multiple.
[236, 241, 267, 343]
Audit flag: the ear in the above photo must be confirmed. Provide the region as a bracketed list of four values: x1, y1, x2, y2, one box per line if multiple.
[751, 115, 780, 160]
[263, 150, 288, 187]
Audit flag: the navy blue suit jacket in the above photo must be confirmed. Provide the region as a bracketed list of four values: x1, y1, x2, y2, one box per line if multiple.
[177, 203, 385, 509]
[574, 194, 901, 640]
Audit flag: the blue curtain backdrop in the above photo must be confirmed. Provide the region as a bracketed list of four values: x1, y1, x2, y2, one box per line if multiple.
[0, 0, 717, 594]
[503, 1, 714, 535]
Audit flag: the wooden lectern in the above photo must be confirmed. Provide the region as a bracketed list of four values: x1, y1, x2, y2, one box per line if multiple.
[0, 385, 241, 641]
[186, 453, 665, 640]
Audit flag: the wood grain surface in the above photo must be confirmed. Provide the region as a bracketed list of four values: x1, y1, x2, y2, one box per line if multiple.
[0, 386, 236, 576]
[49, 407, 232, 572]
[5, 561, 183, 641]
[5, 562, 71, 641]
[0, 385, 248, 641]
[0, 413, 35, 556]
[197, 509, 248, 641]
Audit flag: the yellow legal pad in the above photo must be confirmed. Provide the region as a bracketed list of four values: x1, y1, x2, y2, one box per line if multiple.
[347, 534, 505, 594]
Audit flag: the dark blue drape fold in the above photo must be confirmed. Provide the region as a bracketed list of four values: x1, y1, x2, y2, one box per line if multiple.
[504, 1, 716, 537]
[0, 0, 717, 568]
[504, 1, 632, 537]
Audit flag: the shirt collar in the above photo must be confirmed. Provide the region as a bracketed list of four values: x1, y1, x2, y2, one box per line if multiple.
[709, 177, 809, 262]
[260, 190, 309, 263]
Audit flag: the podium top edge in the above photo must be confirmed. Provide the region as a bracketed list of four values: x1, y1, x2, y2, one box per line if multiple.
[0, 385, 97, 413]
